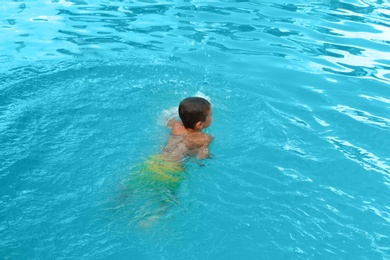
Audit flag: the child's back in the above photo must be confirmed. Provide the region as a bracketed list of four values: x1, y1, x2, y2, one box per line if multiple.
[161, 119, 213, 162]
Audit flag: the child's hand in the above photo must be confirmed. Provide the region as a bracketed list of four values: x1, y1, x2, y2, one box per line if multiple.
[196, 147, 210, 159]
[206, 134, 214, 144]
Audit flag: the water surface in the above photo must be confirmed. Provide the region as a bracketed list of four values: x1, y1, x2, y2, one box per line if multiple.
[1, 0, 390, 259]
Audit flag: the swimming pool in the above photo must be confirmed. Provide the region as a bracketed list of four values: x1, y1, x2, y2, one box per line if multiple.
[1, 0, 390, 259]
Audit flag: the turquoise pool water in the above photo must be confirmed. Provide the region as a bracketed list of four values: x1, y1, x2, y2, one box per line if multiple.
[1, 0, 390, 259]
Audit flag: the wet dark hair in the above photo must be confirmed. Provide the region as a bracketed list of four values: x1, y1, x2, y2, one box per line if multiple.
[178, 97, 211, 129]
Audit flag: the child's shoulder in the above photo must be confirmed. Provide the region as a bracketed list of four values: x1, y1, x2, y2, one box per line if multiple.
[167, 119, 187, 135]
[185, 132, 213, 148]
[167, 119, 180, 128]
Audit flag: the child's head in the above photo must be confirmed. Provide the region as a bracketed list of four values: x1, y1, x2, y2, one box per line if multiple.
[179, 97, 212, 130]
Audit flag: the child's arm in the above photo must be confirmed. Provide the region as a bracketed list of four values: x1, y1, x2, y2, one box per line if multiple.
[196, 134, 213, 159]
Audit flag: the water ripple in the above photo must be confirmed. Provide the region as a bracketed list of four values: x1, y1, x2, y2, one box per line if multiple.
[1, 0, 389, 84]
[333, 104, 390, 129]
[325, 136, 390, 179]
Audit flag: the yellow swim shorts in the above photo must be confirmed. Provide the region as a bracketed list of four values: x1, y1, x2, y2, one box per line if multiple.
[125, 155, 186, 191]
[142, 155, 185, 183]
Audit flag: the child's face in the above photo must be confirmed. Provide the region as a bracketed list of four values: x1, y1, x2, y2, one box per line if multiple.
[201, 108, 212, 129]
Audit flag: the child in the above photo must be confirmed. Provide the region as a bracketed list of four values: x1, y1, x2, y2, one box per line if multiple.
[162, 96, 213, 162]
[121, 97, 213, 227]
